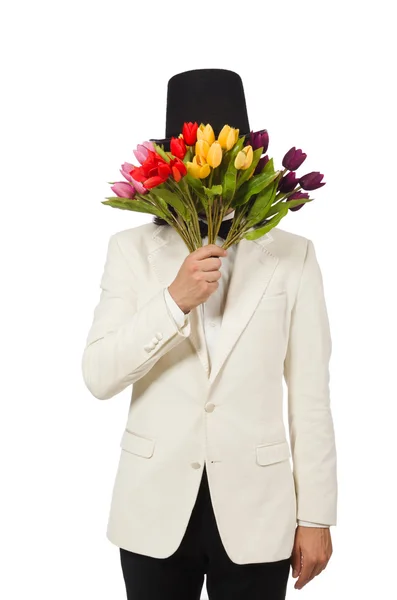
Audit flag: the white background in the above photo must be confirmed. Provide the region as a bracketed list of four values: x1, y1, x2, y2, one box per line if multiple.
[1, 0, 396, 598]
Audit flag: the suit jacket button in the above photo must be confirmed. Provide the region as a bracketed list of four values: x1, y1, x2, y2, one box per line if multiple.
[155, 331, 163, 340]
[191, 462, 201, 469]
[205, 402, 215, 412]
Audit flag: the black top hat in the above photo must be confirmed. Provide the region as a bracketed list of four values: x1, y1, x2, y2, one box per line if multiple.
[150, 69, 251, 151]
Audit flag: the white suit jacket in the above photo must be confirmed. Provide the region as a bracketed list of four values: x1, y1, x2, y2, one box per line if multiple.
[81, 221, 337, 564]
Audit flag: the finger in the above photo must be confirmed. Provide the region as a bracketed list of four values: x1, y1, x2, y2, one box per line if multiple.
[197, 244, 227, 257]
[306, 562, 323, 582]
[294, 558, 316, 590]
[199, 257, 224, 272]
[290, 550, 301, 578]
[311, 557, 329, 579]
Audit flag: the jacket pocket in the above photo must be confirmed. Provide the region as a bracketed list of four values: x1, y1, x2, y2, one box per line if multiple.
[120, 429, 156, 458]
[256, 440, 291, 466]
[257, 291, 287, 310]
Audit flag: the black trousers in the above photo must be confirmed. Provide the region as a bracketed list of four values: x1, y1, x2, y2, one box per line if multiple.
[119, 464, 291, 600]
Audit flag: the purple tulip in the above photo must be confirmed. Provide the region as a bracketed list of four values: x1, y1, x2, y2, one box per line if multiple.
[249, 129, 269, 153]
[120, 162, 147, 194]
[111, 181, 136, 199]
[254, 154, 269, 175]
[278, 171, 298, 193]
[287, 191, 310, 211]
[282, 147, 307, 171]
[133, 141, 155, 164]
[299, 171, 326, 190]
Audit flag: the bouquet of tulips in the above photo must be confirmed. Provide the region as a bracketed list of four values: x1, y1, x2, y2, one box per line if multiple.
[104, 122, 325, 252]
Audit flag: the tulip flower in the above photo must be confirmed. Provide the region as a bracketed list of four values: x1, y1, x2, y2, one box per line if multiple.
[197, 123, 215, 145]
[282, 147, 307, 171]
[195, 139, 210, 160]
[130, 150, 171, 189]
[111, 181, 136, 198]
[299, 171, 325, 190]
[287, 191, 310, 211]
[120, 162, 147, 193]
[170, 136, 186, 160]
[249, 129, 269, 153]
[133, 141, 155, 164]
[186, 155, 211, 179]
[182, 121, 199, 145]
[218, 124, 239, 150]
[278, 171, 298, 193]
[169, 157, 187, 182]
[234, 145, 254, 170]
[254, 155, 269, 175]
[206, 142, 222, 168]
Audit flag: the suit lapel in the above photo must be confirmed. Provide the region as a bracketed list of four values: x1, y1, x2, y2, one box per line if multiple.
[147, 224, 279, 385]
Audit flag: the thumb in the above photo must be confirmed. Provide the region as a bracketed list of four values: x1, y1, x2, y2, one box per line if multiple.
[290, 546, 302, 578]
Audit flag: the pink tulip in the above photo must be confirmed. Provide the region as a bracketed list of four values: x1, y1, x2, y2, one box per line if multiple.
[111, 181, 136, 199]
[120, 162, 147, 194]
[130, 176, 146, 194]
[120, 162, 135, 181]
[133, 141, 155, 164]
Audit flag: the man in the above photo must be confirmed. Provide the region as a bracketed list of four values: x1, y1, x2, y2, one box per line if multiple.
[82, 69, 337, 600]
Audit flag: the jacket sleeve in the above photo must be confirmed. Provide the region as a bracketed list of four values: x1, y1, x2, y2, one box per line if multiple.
[82, 233, 191, 400]
[163, 285, 190, 329]
[284, 239, 337, 526]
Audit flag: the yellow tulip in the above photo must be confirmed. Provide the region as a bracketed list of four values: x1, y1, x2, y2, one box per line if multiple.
[206, 142, 222, 168]
[195, 139, 210, 160]
[186, 155, 211, 179]
[196, 123, 215, 145]
[234, 145, 254, 170]
[218, 124, 240, 150]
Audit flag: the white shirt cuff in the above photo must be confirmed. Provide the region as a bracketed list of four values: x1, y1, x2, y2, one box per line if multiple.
[297, 520, 330, 528]
[163, 287, 188, 329]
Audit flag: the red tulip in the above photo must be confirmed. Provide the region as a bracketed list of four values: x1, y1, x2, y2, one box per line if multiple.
[130, 150, 171, 189]
[182, 121, 199, 146]
[169, 157, 187, 182]
[170, 136, 187, 159]
[144, 176, 168, 189]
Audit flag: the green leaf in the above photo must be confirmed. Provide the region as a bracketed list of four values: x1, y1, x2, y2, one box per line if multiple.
[222, 164, 237, 203]
[222, 139, 247, 203]
[152, 143, 171, 163]
[246, 179, 279, 224]
[233, 170, 281, 207]
[183, 147, 193, 164]
[262, 156, 276, 176]
[149, 187, 189, 219]
[203, 184, 223, 197]
[266, 197, 313, 217]
[102, 198, 162, 216]
[185, 173, 208, 206]
[243, 204, 289, 240]
[235, 147, 263, 189]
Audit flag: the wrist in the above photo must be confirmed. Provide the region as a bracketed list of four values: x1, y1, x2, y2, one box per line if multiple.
[167, 286, 190, 315]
